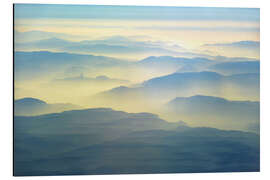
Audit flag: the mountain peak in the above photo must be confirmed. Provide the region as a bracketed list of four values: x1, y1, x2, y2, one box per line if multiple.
[15, 97, 47, 105]
[171, 95, 228, 104]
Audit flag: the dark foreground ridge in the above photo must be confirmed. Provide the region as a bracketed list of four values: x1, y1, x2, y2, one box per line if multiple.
[14, 108, 259, 176]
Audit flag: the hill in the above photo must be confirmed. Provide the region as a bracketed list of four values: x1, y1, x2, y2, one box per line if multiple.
[14, 108, 259, 176]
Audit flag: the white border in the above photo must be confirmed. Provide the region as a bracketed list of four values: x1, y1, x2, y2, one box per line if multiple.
[1, 0, 269, 180]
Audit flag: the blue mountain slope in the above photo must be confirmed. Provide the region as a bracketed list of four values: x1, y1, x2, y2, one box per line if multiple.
[14, 108, 259, 176]
[54, 75, 129, 84]
[208, 61, 260, 75]
[204, 41, 260, 49]
[137, 56, 214, 72]
[14, 51, 129, 81]
[15, 97, 47, 106]
[143, 71, 223, 88]
[15, 37, 181, 56]
[14, 97, 81, 116]
[164, 95, 259, 133]
[95, 71, 259, 103]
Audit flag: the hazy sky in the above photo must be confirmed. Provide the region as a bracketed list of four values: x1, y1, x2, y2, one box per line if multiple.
[14, 4, 260, 53]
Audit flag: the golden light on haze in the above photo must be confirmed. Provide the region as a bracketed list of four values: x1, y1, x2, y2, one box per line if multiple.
[14, 7, 260, 130]
[15, 18, 259, 50]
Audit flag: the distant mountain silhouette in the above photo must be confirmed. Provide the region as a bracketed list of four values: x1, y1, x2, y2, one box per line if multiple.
[137, 56, 214, 73]
[14, 97, 81, 116]
[54, 74, 129, 84]
[204, 41, 260, 49]
[14, 108, 259, 176]
[15, 97, 48, 116]
[14, 30, 79, 43]
[202, 41, 260, 59]
[138, 56, 212, 65]
[14, 51, 260, 84]
[212, 56, 259, 62]
[143, 71, 223, 88]
[15, 97, 47, 106]
[208, 61, 260, 75]
[18, 37, 74, 48]
[14, 51, 128, 81]
[15, 37, 181, 57]
[94, 71, 259, 109]
[164, 95, 259, 133]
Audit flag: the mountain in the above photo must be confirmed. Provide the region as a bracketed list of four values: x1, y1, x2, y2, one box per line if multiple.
[14, 108, 182, 136]
[164, 95, 259, 133]
[19, 36, 253, 61]
[14, 30, 81, 43]
[14, 51, 129, 81]
[16, 37, 75, 49]
[204, 41, 260, 49]
[202, 41, 260, 59]
[212, 56, 259, 62]
[138, 56, 212, 66]
[208, 61, 260, 75]
[14, 108, 259, 176]
[15, 97, 46, 106]
[15, 37, 183, 59]
[143, 71, 223, 89]
[137, 56, 214, 73]
[93, 71, 260, 110]
[14, 98, 47, 115]
[14, 50, 259, 84]
[14, 97, 81, 116]
[143, 72, 259, 99]
[54, 74, 129, 85]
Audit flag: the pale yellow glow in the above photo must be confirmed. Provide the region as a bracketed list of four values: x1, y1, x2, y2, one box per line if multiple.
[14, 18, 260, 50]
[14, 15, 260, 132]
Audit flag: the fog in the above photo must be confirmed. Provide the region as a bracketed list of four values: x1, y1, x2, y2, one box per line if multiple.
[14, 4, 260, 176]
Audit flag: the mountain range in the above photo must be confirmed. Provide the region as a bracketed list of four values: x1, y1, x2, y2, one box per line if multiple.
[208, 61, 260, 75]
[14, 51, 129, 81]
[93, 71, 260, 110]
[14, 108, 259, 176]
[15, 37, 184, 59]
[14, 51, 260, 83]
[53, 74, 129, 84]
[164, 95, 259, 133]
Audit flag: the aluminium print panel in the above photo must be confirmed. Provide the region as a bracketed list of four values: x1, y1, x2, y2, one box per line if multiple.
[14, 4, 260, 176]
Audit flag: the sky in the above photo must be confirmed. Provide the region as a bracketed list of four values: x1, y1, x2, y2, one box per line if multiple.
[14, 4, 260, 57]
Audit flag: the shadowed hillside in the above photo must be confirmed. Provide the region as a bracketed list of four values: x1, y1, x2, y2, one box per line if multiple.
[14, 108, 259, 176]
[91, 71, 259, 112]
[208, 61, 260, 75]
[163, 95, 259, 133]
